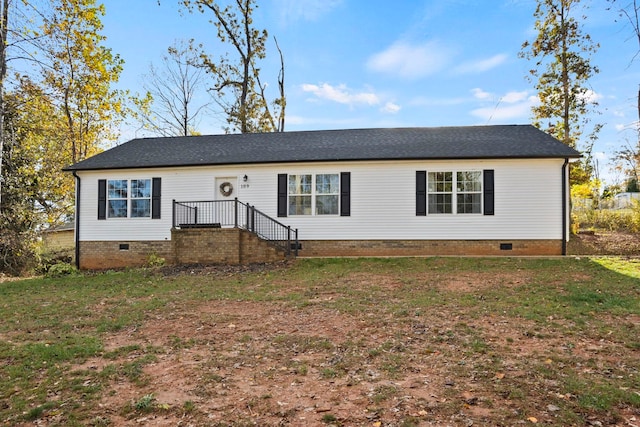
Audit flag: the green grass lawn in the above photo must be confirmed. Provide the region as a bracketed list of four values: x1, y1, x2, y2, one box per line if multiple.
[0, 257, 639, 426]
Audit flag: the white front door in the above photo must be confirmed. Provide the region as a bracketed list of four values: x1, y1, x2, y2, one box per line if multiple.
[215, 176, 238, 200]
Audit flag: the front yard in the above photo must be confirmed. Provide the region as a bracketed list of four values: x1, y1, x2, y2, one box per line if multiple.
[0, 257, 639, 426]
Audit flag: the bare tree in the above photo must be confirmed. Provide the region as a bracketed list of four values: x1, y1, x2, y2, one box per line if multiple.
[182, 0, 285, 133]
[608, 0, 640, 188]
[136, 40, 211, 137]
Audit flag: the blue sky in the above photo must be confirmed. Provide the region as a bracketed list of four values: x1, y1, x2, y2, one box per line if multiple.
[101, 0, 640, 185]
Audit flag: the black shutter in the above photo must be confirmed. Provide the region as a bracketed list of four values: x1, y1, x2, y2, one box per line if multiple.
[277, 174, 287, 217]
[98, 179, 107, 220]
[152, 177, 161, 219]
[416, 171, 427, 216]
[340, 172, 351, 216]
[483, 169, 494, 216]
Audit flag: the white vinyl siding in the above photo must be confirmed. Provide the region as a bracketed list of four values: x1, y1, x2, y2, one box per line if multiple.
[77, 158, 566, 242]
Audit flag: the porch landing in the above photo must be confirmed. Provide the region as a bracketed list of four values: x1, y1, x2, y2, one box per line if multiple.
[172, 227, 288, 265]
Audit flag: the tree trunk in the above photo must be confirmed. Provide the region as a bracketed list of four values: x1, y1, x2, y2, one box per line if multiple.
[560, 2, 572, 147]
[240, 0, 250, 133]
[0, 0, 8, 213]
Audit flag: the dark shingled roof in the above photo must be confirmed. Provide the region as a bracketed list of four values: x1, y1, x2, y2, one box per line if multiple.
[64, 125, 581, 171]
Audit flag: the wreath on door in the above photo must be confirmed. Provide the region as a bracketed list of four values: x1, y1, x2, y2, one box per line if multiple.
[219, 181, 234, 197]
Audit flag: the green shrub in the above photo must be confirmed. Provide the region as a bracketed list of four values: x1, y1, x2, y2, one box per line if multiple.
[147, 254, 166, 267]
[572, 203, 640, 233]
[45, 262, 78, 278]
[37, 248, 74, 274]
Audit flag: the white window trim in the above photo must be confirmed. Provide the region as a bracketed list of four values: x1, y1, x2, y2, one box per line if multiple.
[427, 170, 483, 215]
[107, 178, 153, 219]
[288, 173, 340, 216]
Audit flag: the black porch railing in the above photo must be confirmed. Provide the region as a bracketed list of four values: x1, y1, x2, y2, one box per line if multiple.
[172, 199, 299, 256]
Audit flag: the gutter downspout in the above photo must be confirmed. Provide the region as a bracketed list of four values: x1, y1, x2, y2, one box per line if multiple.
[72, 171, 81, 269]
[561, 159, 569, 256]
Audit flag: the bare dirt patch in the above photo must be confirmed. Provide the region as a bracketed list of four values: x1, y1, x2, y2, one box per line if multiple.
[568, 231, 640, 256]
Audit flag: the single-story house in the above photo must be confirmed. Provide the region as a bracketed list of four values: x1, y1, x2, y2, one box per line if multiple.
[64, 125, 580, 269]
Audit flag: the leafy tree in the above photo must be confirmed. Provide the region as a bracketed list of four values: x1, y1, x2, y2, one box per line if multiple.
[12, 77, 70, 223]
[41, 0, 125, 165]
[1, 0, 127, 274]
[135, 40, 211, 136]
[0, 0, 54, 212]
[0, 84, 46, 275]
[520, 0, 600, 184]
[182, 0, 285, 133]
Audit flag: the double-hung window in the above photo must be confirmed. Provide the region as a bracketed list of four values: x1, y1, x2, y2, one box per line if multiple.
[130, 179, 152, 217]
[107, 180, 128, 218]
[288, 173, 339, 215]
[456, 171, 482, 214]
[427, 171, 481, 214]
[107, 179, 152, 218]
[288, 174, 312, 215]
[428, 172, 453, 214]
[315, 174, 339, 215]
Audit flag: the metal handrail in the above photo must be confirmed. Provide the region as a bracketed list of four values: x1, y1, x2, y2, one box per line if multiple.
[172, 199, 298, 256]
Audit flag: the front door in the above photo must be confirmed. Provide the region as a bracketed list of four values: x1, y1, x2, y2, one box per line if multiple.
[215, 176, 238, 201]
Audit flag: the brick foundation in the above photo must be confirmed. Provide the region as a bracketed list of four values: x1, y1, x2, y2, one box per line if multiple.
[79, 240, 174, 270]
[297, 239, 563, 257]
[79, 235, 564, 270]
[79, 228, 287, 270]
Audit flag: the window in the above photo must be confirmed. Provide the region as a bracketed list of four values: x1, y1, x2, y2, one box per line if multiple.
[288, 174, 339, 215]
[107, 179, 152, 218]
[315, 174, 339, 215]
[130, 179, 152, 218]
[288, 174, 312, 215]
[427, 171, 481, 214]
[456, 171, 482, 214]
[428, 172, 452, 214]
[107, 180, 128, 218]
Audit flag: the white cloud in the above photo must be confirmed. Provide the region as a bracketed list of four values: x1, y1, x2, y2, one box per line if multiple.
[366, 40, 454, 79]
[471, 103, 532, 121]
[275, 0, 342, 23]
[501, 90, 529, 103]
[301, 83, 380, 106]
[454, 54, 508, 74]
[471, 88, 493, 100]
[470, 89, 538, 123]
[382, 102, 401, 114]
[593, 151, 610, 162]
[580, 89, 603, 104]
